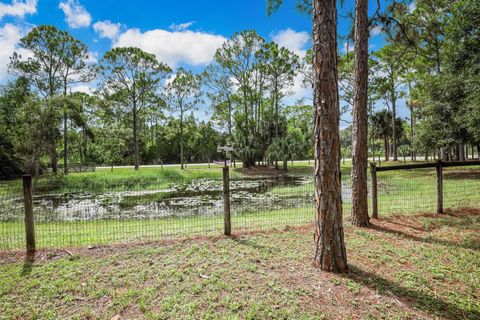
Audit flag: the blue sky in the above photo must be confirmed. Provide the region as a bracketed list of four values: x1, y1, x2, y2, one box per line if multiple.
[0, 0, 408, 125]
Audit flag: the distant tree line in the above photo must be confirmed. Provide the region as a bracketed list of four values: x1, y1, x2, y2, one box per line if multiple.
[0, 27, 314, 178]
[1, 0, 478, 181]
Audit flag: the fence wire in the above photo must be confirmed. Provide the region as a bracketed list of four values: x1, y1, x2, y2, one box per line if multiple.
[375, 165, 480, 216]
[1, 163, 479, 250]
[376, 168, 437, 215]
[0, 186, 24, 250]
[443, 166, 480, 209]
[230, 173, 313, 232]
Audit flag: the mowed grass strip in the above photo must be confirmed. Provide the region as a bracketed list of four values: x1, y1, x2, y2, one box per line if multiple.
[0, 210, 478, 319]
[0, 207, 313, 250]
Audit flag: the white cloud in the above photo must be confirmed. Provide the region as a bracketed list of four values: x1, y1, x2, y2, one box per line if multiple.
[71, 84, 94, 94]
[271, 28, 310, 57]
[86, 51, 98, 64]
[270, 29, 312, 104]
[58, 0, 91, 29]
[0, 0, 37, 19]
[0, 23, 31, 80]
[165, 73, 178, 86]
[408, 1, 416, 13]
[284, 73, 312, 105]
[113, 28, 226, 67]
[93, 20, 121, 40]
[371, 26, 382, 36]
[342, 42, 353, 53]
[169, 21, 195, 32]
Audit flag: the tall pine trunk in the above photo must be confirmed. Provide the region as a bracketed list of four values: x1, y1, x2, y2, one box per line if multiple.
[63, 84, 69, 175]
[312, 0, 348, 273]
[51, 151, 58, 173]
[63, 111, 68, 175]
[351, 0, 370, 226]
[408, 94, 415, 161]
[180, 109, 184, 170]
[384, 135, 389, 161]
[133, 106, 139, 171]
[458, 143, 465, 161]
[391, 91, 398, 161]
[48, 85, 58, 173]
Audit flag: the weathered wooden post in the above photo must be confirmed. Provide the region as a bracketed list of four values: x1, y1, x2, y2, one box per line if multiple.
[23, 174, 35, 254]
[223, 166, 231, 235]
[436, 160, 443, 214]
[370, 162, 378, 219]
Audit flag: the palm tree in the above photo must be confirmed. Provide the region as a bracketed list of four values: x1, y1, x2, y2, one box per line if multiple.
[371, 110, 392, 161]
[371, 110, 407, 162]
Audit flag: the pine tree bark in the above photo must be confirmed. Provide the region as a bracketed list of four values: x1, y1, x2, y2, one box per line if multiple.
[391, 91, 398, 161]
[180, 110, 184, 170]
[351, 0, 370, 227]
[384, 135, 389, 161]
[133, 105, 139, 171]
[312, 0, 348, 273]
[458, 144, 465, 161]
[410, 108, 415, 161]
[63, 84, 69, 175]
[51, 152, 58, 173]
[63, 111, 68, 175]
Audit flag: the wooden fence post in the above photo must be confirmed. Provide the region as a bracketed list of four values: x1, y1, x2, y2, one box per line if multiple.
[370, 162, 378, 219]
[223, 166, 231, 235]
[23, 174, 35, 254]
[436, 160, 444, 214]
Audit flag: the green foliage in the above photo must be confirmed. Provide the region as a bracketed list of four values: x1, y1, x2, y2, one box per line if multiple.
[2, 2, 480, 176]
[164, 68, 202, 167]
[9, 25, 93, 97]
[99, 47, 171, 169]
[370, 109, 406, 160]
[8, 25, 95, 173]
[414, 0, 480, 152]
[211, 30, 302, 166]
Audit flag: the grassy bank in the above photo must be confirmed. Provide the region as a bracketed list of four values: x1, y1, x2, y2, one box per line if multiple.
[1, 210, 479, 319]
[0, 166, 228, 195]
[0, 161, 343, 194]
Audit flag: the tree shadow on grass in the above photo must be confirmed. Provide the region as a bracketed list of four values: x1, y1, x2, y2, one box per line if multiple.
[443, 170, 480, 180]
[345, 264, 480, 320]
[230, 235, 273, 252]
[20, 252, 35, 276]
[370, 221, 479, 251]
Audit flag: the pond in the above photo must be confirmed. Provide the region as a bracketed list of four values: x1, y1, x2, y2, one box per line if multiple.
[0, 176, 353, 222]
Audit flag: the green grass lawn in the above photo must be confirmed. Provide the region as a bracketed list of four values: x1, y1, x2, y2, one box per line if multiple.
[0, 207, 313, 250]
[1, 210, 478, 319]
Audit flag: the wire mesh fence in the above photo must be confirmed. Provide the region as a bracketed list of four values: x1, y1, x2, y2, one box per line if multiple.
[1, 162, 479, 251]
[0, 186, 24, 251]
[443, 166, 480, 209]
[230, 173, 314, 232]
[375, 163, 480, 216]
[376, 168, 438, 216]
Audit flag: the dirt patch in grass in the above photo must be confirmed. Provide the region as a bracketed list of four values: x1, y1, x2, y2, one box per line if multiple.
[443, 169, 480, 180]
[1, 210, 479, 319]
